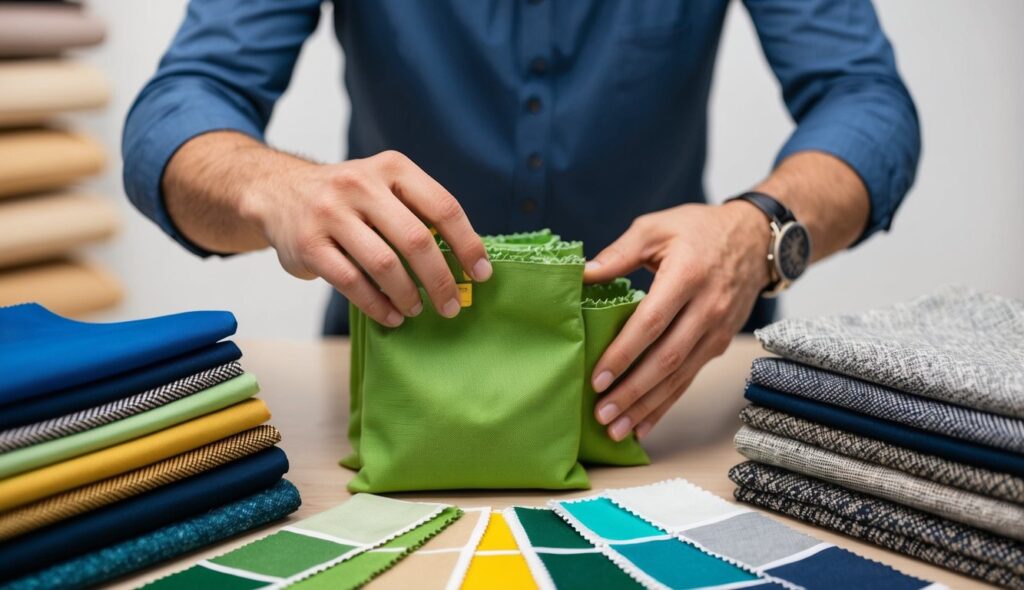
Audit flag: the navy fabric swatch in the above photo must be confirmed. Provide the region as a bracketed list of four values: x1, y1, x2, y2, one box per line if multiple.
[766, 546, 926, 590]
[0, 304, 237, 405]
[0, 447, 288, 580]
[0, 342, 242, 429]
[746, 383, 1024, 476]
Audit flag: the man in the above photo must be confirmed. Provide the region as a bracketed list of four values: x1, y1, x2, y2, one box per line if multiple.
[123, 1, 919, 443]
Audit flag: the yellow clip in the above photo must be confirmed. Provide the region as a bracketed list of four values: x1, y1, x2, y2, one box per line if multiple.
[457, 283, 473, 307]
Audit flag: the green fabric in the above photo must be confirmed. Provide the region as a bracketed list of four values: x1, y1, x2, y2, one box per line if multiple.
[212, 531, 357, 578]
[0, 374, 259, 478]
[513, 505, 592, 549]
[297, 493, 444, 545]
[149, 565, 267, 590]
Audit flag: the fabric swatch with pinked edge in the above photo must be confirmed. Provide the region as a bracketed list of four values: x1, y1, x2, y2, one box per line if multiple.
[460, 511, 539, 590]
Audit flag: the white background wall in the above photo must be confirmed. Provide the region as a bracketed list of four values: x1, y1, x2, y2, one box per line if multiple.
[77, 0, 1024, 338]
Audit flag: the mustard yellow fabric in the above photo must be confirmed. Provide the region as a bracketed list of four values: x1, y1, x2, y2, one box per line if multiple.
[461, 512, 538, 590]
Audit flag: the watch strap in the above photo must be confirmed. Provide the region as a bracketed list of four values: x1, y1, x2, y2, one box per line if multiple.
[727, 191, 795, 224]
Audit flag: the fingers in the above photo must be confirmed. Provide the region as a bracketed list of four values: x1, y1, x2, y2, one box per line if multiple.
[333, 219, 423, 317]
[304, 242, 404, 328]
[583, 221, 648, 284]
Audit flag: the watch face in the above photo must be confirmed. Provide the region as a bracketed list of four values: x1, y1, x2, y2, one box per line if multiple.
[775, 223, 811, 281]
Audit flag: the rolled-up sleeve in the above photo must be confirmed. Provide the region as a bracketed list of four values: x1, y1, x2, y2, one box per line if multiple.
[744, 0, 921, 243]
[122, 0, 322, 256]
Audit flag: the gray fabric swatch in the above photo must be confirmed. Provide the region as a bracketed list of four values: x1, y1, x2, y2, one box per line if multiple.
[684, 510, 820, 568]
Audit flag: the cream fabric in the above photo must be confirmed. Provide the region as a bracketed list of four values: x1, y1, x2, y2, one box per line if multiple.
[0, 60, 110, 128]
[0, 3, 105, 57]
[0, 259, 121, 317]
[0, 129, 105, 199]
[0, 192, 117, 269]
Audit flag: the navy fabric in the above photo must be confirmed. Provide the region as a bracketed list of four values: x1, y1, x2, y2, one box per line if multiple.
[746, 383, 1024, 476]
[0, 342, 242, 429]
[766, 546, 927, 590]
[0, 447, 288, 580]
[0, 304, 236, 405]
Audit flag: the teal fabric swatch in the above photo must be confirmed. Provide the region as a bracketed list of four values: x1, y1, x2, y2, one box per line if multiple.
[616, 539, 758, 589]
[560, 497, 663, 540]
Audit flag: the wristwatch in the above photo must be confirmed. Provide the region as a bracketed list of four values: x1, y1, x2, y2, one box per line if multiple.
[726, 191, 811, 298]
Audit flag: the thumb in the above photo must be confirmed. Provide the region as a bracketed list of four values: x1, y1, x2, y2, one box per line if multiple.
[584, 226, 647, 284]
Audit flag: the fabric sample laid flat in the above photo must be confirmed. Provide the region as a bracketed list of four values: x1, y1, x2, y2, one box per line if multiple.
[0, 60, 109, 127]
[0, 424, 281, 541]
[144, 494, 450, 589]
[0, 3, 106, 57]
[0, 192, 118, 269]
[0, 259, 122, 317]
[740, 405, 1024, 505]
[601, 478, 938, 590]
[0, 361, 244, 452]
[0, 129, 105, 199]
[755, 286, 1024, 418]
[6, 479, 301, 590]
[461, 511, 539, 590]
[0, 398, 270, 511]
[0, 447, 289, 581]
[735, 425, 1024, 540]
[0, 372, 260, 478]
[0, 302, 237, 405]
[750, 356, 1024, 453]
[745, 383, 1024, 477]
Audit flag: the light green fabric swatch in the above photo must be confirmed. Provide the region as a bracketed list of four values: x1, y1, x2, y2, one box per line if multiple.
[0, 374, 259, 478]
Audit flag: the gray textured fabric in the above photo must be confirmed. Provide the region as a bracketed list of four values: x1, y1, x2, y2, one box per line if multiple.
[740, 405, 1024, 504]
[751, 357, 1024, 453]
[683, 510, 820, 568]
[735, 425, 1024, 540]
[755, 286, 1024, 418]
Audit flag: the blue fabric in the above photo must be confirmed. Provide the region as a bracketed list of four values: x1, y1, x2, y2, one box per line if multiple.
[561, 497, 664, 541]
[746, 384, 1024, 476]
[0, 342, 242, 429]
[0, 304, 236, 406]
[0, 447, 288, 581]
[6, 479, 301, 590]
[122, 0, 919, 334]
[766, 546, 927, 590]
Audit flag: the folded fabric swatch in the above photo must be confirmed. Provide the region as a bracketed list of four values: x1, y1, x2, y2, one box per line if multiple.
[735, 425, 1024, 540]
[0, 424, 281, 541]
[6, 479, 301, 590]
[0, 373, 260, 478]
[751, 357, 1024, 453]
[0, 60, 109, 128]
[746, 383, 1024, 477]
[0, 259, 121, 317]
[740, 405, 1024, 505]
[461, 511, 539, 590]
[0, 302, 237, 405]
[0, 129, 105, 199]
[0, 361, 244, 452]
[0, 398, 270, 511]
[756, 286, 1024, 418]
[0, 192, 117, 269]
[0, 447, 289, 580]
[291, 507, 462, 590]
[506, 506, 643, 590]
[602, 478, 938, 590]
[729, 461, 1024, 578]
[0, 3, 105, 57]
[145, 494, 449, 588]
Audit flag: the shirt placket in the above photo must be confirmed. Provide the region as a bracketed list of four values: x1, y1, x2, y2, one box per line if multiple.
[512, 0, 552, 229]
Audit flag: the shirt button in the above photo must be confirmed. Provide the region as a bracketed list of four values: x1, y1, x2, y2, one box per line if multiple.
[529, 57, 547, 75]
[526, 97, 542, 113]
[521, 198, 537, 213]
[527, 153, 543, 170]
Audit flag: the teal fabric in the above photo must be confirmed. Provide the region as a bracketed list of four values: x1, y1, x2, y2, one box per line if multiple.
[616, 539, 759, 589]
[561, 497, 663, 541]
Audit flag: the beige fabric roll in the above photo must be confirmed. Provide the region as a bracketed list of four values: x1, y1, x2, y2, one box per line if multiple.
[0, 60, 110, 128]
[0, 3, 106, 57]
[0, 259, 121, 317]
[0, 192, 118, 269]
[0, 129, 105, 198]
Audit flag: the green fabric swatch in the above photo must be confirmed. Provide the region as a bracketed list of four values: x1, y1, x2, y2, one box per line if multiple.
[0, 374, 259, 478]
[147, 565, 267, 590]
[212, 531, 358, 578]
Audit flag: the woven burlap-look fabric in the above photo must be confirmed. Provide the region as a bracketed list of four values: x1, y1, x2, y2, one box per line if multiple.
[755, 286, 1024, 418]
[735, 425, 1024, 540]
[0, 424, 281, 541]
[729, 462, 1024, 588]
[0, 362, 244, 452]
[740, 405, 1024, 505]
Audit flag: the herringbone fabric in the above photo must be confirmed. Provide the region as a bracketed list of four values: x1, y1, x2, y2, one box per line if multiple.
[0, 424, 280, 541]
[729, 462, 1024, 588]
[740, 405, 1024, 504]
[0, 362, 243, 452]
[750, 357, 1024, 453]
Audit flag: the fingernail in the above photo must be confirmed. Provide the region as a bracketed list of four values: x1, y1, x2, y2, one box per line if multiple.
[635, 423, 652, 440]
[472, 258, 493, 281]
[597, 403, 619, 425]
[610, 416, 632, 441]
[585, 260, 602, 271]
[385, 311, 404, 327]
[442, 298, 461, 318]
[409, 302, 423, 317]
[593, 370, 614, 393]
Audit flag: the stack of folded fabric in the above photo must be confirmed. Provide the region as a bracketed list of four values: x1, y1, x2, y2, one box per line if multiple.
[0, 2, 120, 315]
[0, 303, 301, 588]
[729, 286, 1024, 588]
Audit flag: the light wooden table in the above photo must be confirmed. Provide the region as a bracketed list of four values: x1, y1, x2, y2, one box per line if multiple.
[117, 336, 990, 589]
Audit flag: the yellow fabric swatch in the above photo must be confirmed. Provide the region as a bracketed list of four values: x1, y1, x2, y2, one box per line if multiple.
[461, 512, 538, 590]
[0, 399, 269, 511]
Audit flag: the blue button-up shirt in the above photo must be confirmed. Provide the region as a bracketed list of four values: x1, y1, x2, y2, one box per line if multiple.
[124, 0, 920, 334]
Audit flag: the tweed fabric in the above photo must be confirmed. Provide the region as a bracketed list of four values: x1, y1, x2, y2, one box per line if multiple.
[735, 425, 1024, 540]
[740, 405, 1024, 504]
[750, 357, 1024, 453]
[755, 286, 1024, 418]
[0, 362, 244, 452]
[0, 424, 281, 541]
